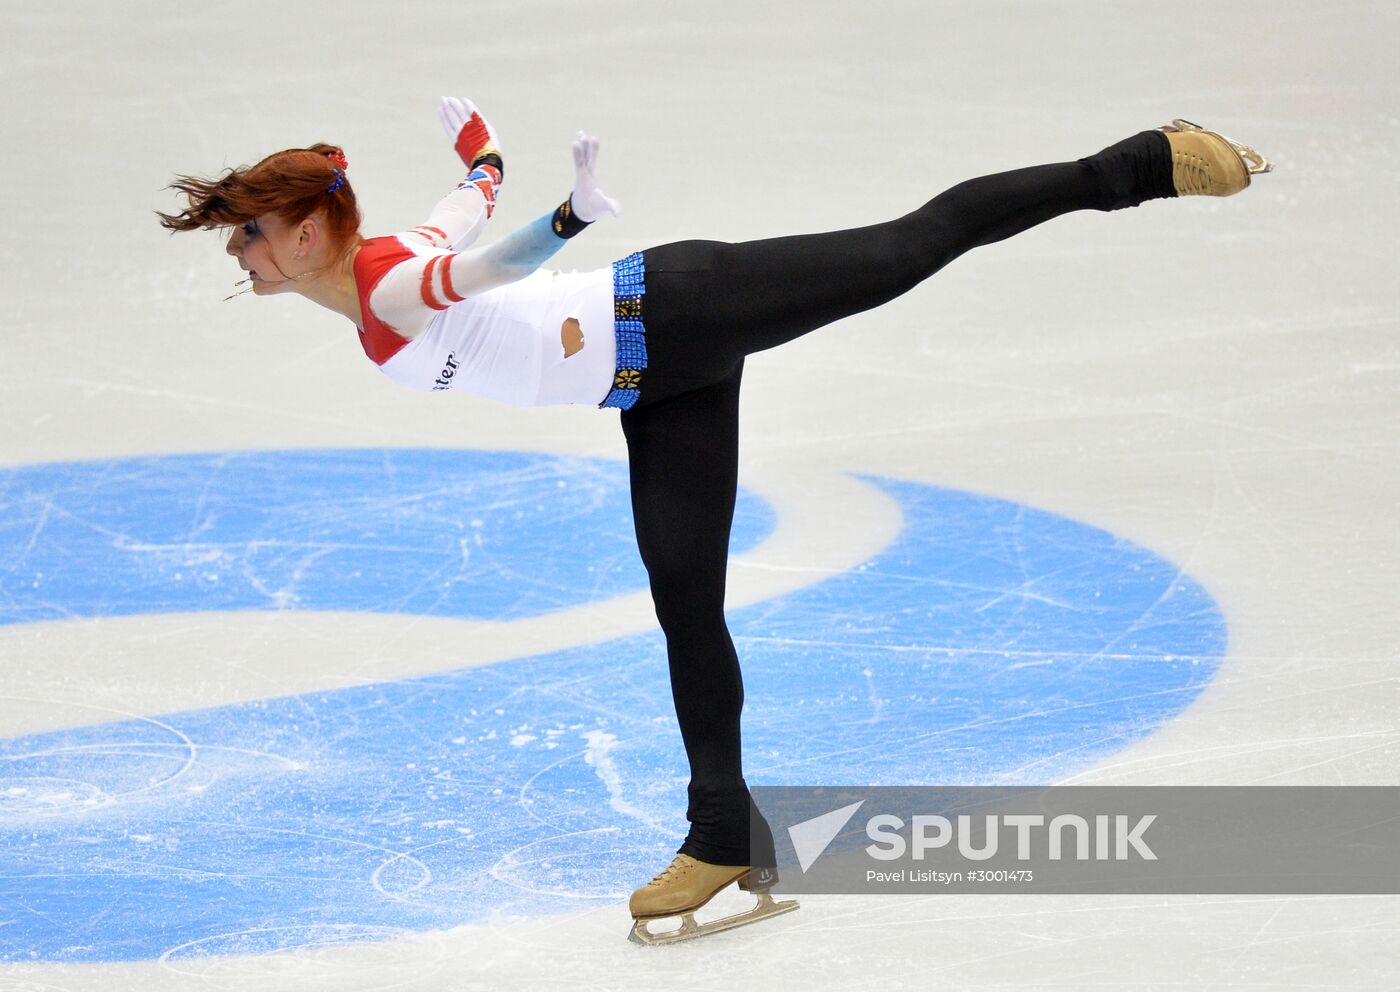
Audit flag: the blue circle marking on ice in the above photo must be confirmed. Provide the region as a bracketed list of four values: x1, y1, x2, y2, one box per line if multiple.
[0, 449, 760, 624]
[0, 451, 1225, 962]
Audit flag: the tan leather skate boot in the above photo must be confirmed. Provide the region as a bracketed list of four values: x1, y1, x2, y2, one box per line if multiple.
[1160, 118, 1273, 196]
[627, 853, 798, 945]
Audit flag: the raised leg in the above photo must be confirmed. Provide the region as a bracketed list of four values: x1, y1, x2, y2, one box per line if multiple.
[636, 131, 1176, 402]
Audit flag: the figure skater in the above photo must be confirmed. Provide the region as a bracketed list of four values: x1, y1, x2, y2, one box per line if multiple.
[157, 97, 1271, 944]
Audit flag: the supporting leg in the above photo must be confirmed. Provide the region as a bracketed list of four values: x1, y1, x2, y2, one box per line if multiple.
[620, 363, 775, 868]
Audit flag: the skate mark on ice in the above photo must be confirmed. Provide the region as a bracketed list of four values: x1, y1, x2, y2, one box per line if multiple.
[582, 729, 675, 834]
[0, 705, 201, 819]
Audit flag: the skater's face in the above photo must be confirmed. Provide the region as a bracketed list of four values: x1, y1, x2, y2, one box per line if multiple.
[224, 213, 308, 295]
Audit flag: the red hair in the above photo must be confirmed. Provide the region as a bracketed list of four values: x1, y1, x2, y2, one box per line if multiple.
[156, 143, 363, 266]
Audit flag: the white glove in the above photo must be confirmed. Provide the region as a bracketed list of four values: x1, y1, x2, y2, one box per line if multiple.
[438, 96, 502, 170]
[569, 132, 621, 222]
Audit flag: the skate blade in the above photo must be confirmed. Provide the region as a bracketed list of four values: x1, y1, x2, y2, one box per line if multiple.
[1168, 117, 1274, 175]
[628, 891, 800, 946]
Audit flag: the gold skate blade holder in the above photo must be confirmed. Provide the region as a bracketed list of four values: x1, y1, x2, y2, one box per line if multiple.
[1165, 117, 1274, 175]
[628, 890, 800, 946]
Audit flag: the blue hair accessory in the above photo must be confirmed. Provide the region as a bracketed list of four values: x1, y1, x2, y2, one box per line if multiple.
[326, 168, 345, 194]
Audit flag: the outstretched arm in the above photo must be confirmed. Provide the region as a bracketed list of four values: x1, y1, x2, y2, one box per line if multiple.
[441, 131, 621, 298]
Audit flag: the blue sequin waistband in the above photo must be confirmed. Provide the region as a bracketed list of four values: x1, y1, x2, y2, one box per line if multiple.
[600, 252, 647, 410]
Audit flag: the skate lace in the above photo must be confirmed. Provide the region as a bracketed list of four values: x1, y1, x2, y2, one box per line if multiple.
[649, 858, 691, 885]
[1172, 152, 1213, 196]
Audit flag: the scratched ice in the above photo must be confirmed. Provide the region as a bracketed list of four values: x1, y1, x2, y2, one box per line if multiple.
[0, 449, 742, 625]
[0, 453, 1223, 962]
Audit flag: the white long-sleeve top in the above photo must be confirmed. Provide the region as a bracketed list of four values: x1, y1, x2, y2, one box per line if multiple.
[352, 183, 616, 406]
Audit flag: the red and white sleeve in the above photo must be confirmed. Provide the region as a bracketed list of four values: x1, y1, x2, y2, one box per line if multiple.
[402, 185, 493, 251]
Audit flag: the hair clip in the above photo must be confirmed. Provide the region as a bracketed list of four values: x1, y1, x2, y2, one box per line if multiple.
[326, 168, 346, 194]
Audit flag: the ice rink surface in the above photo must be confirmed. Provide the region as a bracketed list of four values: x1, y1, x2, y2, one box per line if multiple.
[1, 0, 1397, 988]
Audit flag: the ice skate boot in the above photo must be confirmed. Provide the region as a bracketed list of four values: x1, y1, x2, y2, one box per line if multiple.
[1159, 118, 1273, 196]
[627, 854, 799, 945]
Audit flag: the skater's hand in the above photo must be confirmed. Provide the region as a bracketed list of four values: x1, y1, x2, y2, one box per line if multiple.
[569, 132, 621, 222]
[439, 96, 502, 172]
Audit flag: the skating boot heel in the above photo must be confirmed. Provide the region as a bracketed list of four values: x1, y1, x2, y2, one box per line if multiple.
[1159, 118, 1273, 196]
[737, 864, 800, 929]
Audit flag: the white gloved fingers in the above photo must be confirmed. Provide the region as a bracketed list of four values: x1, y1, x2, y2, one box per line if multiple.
[439, 96, 481, 138]
[567, 131, 619, 222]
[575, 132, 600, 173]
[448, 96, 478, 120]
[438, 97, 464, 139]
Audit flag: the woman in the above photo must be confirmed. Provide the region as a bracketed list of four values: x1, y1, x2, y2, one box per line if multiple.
[158, 98, 1271, 944]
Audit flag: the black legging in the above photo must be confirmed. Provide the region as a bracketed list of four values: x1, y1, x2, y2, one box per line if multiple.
[620, 130, 1176, 868]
